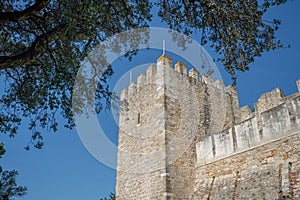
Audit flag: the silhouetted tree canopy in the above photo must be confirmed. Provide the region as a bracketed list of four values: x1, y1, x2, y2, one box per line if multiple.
[0, 143, 27, 200]
[0, 0, 288, 148]
[0, 0, 152, 149]
[100, 193, 115, 200]
[157, 0, 288, 81]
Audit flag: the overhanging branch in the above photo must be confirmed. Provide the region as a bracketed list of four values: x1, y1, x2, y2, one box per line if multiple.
[0, 0, 50, 27]
[0, 25, 64, 70]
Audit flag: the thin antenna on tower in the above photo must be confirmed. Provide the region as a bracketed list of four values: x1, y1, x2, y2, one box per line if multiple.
[129, 70, 132, 83]
[163, 40, 165, 55]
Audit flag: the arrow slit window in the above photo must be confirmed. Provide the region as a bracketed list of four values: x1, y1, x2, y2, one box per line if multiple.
[137, 113, 141, 125]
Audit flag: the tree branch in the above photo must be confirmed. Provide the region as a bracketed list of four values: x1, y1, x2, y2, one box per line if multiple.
[0, 0, 50, 27]
[0, 25, 64, 70]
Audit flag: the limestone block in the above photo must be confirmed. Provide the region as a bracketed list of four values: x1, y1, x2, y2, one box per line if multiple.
[188, 68, 200, 81]
[175, 61, 187, 75]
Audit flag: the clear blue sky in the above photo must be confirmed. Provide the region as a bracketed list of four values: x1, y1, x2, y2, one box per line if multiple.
[1, 1, 300, 200]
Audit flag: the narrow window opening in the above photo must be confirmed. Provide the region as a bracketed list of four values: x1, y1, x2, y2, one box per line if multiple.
[137, 113, 141, 124]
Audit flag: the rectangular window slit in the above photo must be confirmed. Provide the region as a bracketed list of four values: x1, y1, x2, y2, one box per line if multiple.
[137, 113, 141, 124]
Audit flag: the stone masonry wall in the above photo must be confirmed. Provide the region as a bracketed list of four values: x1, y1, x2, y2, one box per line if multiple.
[116, 54, 300, 199]
[196, 85, 300, 166]
[195, 82, 300, 199]
[116, 61, 168, 199]
[116, 55, 226, 199]
[193, 133, 300, 199]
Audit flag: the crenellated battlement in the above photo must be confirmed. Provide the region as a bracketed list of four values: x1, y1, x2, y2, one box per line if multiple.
[255, 87, 285, 115]
[174, 61, 187, 74]
[116, 54, 300, 200]
[197, 80, 300, 166]
[119, 54, 224, 103]
[238, 105, 253, 122]
[136, 74, 145, 88]
[120, 54, 300, 154]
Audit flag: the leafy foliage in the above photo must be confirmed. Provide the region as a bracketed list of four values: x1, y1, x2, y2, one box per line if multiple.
[0, 144, 27, 200]
[0, 1, 289, 197]
[0, 143, 5, 158]
[0, 0, 288, 148]
[157, 0, 288, 83]
[0, 0, 152, 148]
[0, 170, 27, 200]
[100, 193, 115, 200]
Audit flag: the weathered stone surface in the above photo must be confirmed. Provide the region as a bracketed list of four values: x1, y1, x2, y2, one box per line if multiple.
[174, 62, 187, 75]
[116, 55, 300, 200]
[194, 134, 300, 200]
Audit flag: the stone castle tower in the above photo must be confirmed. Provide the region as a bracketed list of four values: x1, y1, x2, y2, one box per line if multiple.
[116, 54, 300, 199]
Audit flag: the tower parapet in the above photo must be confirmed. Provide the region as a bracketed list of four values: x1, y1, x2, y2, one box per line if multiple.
[120, 88, 128, 101]
[157, 54, 172, 68]
[175, 61, 187, 75]
[255, 87, 285, 114]
[137, 74, 145, 88]
[202, 74, 212, 85]
[116, 54, 226, 199]
[145, 64, 156, 84]
[188, 68, 200, 81]
[116, 54, 300, 200]
[196, 79, 300, 166]
[128, 81, 137, 96]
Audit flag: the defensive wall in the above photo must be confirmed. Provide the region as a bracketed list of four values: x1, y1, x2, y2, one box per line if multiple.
[116, 54, 300, 199]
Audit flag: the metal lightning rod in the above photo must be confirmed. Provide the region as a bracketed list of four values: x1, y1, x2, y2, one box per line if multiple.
[163, 40, 165, 55]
